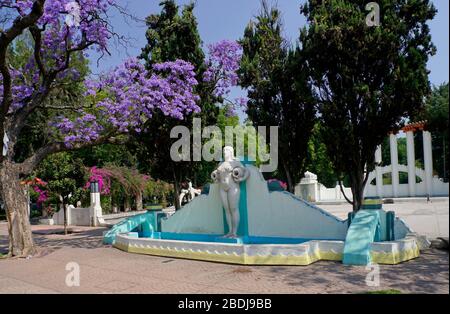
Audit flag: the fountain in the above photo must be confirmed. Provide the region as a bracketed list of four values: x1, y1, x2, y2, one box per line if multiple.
[103, 147, 426, 266]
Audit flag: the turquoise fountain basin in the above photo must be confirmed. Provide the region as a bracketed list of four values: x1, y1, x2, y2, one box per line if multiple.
[127, 231, 322, 245]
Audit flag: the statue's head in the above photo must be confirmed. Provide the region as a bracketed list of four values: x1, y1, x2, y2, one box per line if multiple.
[223, 146, 235, 162]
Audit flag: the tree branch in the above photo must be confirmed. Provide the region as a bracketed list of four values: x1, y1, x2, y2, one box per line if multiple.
[29, 25, 47, 76]
[8, 33, 96, 151]
[0, 0, 46, 162]
[17, 134, 130, 175]
[339, 180, 354, 205]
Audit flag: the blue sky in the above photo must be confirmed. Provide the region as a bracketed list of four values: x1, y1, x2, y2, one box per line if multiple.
[91, 0, 449, 84]
[90, 0, 449, 118]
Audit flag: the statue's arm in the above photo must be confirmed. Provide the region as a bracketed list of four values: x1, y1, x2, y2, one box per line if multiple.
[211, 170, 220, 183]
[232, 166, 249, 182]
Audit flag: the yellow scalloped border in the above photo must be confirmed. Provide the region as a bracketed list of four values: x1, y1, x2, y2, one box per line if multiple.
[371, 246, 420, 264]
[114, 240, 420, 266]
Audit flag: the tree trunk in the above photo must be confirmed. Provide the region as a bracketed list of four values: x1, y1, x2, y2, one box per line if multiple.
[350, 168, 366, 212]
[0, 162, 36, 257]
[173, 168, 181, 210]
[124, 198, 131, 212]
[282, 162, 294, 193]
[135, 192, 143, 211]
[63, 201, 68, 235]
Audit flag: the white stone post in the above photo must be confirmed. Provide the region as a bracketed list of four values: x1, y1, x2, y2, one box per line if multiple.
[389, 133, 400, 197]
[375, 145, 383, 198]
[89, 182, 103, 227]
[423, 130, 434, 197]
[312, 181, 318, 203]
[26, 187, 31, 219]
[406, 131, 416, 197]
[375, 145, 382, 164]
[66, 204, 72, 226]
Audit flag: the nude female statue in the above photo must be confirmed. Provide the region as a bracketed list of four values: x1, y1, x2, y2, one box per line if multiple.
[211, 146, 250, 238]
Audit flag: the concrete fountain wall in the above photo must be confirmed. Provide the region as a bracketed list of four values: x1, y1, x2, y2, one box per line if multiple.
[161, 165, 348, 240]
[108, 163, 422, 266]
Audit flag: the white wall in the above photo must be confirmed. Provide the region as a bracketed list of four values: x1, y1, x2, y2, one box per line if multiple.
[161, 184, 225, 234]
[51, 192, 104, 226]
[298, 165, 449, 202]
[160, 165, 349, 240]
[53, 205, 91, 226]
[246, 166, 348, 240]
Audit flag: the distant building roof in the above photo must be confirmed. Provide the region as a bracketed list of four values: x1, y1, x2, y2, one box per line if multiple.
[401, 120, 427, 132]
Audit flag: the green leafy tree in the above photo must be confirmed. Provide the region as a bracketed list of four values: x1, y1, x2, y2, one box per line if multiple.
[239, 1, 316, 192]
[73, 144, 138, 170]
[415, 82, 449, 181]
[305, 124, 338, 188]
[300, 0, 436, 211]
[36, 152, 86, 234]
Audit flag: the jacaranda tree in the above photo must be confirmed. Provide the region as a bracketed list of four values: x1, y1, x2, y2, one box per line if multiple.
[136, 1, 243, 209]
[0, 0, 200, 257]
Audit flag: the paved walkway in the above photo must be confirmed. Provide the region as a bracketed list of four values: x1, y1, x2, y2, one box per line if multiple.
[319, 197, 449, 239]
[0, 223, 448, 294]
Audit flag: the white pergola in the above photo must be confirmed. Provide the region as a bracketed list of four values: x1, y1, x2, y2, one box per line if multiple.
[375, 121, 434, 197]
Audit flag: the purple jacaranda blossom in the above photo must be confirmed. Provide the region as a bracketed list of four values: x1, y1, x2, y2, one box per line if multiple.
[235, 97, 248, 110]
[203, 40, 243, 99]
[1, 3, 242, 149]
[51, 58, 201, 147]
[1, 0, 116, 113]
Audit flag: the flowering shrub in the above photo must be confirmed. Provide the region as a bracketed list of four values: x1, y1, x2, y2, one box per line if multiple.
[267, 179, 288, 191]
[84, 166, 149, 196]
[21, 177, 49, 206]
[84, 166, 112, 195]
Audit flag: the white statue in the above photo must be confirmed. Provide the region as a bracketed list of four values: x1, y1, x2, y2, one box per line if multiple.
[211, 146, 249, 238]
[179, 180, 201, 208]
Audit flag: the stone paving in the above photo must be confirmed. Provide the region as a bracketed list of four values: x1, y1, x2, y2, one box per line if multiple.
[0, 222, 448, 294]
[319, 197, 449, 239]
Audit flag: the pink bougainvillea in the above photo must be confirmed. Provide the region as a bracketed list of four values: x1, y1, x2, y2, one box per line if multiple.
[84, 166, 150, 196]
[21, 177, 49, 206]
[33, 185, 49, 206]
[84, 166, 112, 195]
[267, 179, 288, 190]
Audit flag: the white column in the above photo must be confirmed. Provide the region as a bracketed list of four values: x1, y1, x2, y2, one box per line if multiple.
[66, 204, 72, 226]
[389, 133, 400, 197]
[375, 145, 382, 164]
[89, 182, 103, 227]
[406, 131, 416, 197]
[26, 188, 31, 219]
[423, 130, 434, 197]
[375, 145, 383, 198]
[312, 181, 318, 203]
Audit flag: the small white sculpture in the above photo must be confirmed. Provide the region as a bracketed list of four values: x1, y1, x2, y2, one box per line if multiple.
[179, 180, 201, 208]
[3, 132, 9, 156]
[211, 146, 249, 238]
